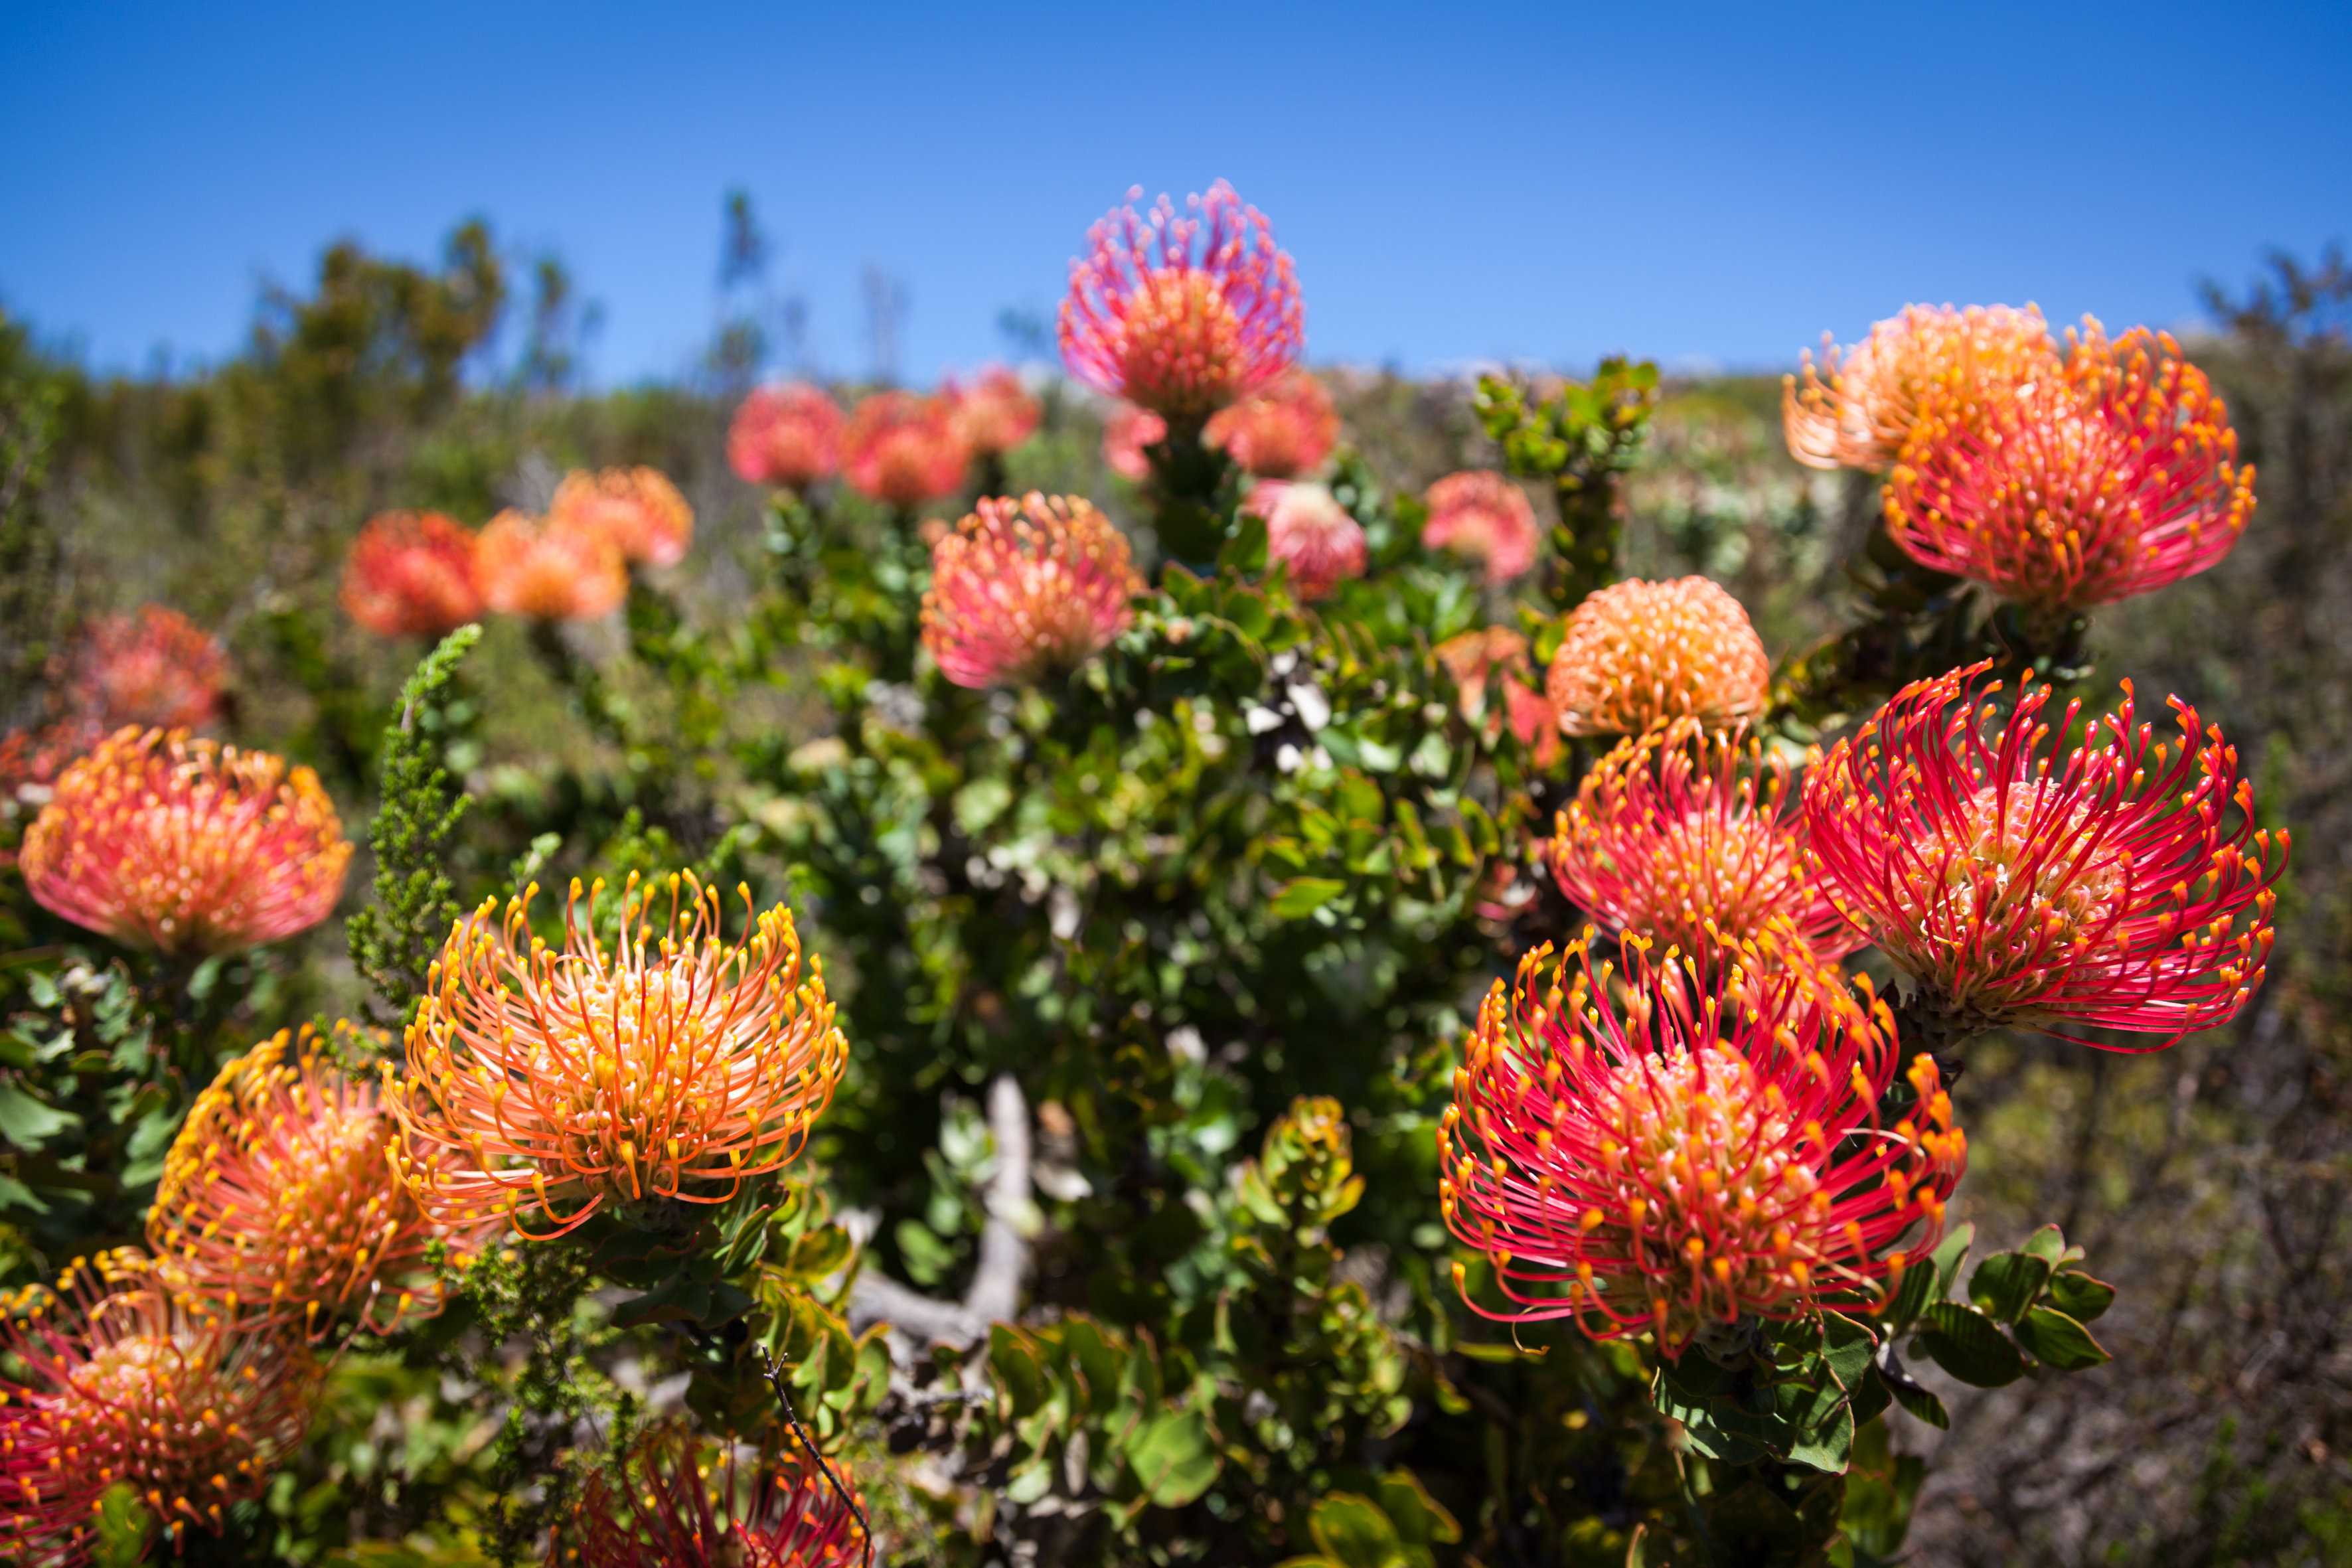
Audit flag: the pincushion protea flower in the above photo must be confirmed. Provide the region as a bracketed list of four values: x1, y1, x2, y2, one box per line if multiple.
[384, 872, 847, 1238]
[1551, 720, 1862, 963]
[920, 493, 1141, 689]
[1784, 303, 2056, 472]
[574, 1427, 868, 1568]
[1204, 368, 1338, 478]
[1884, 323, 2255, 615]
[0, 1253, 321, 1559]
[1802, 663, 2287, 1048]
[19, 727, 352, 957]
[1101, 403, 1167, 481]
[477, 510, 629, 621]
[729, 382, 846, 490]
[1545, 576, 1770, 737]
[340, 511, 483, 638]
[840, 391, 970, 508]
[1244, 481, 1366, 601]
[1423, 470, 1541, 585]
[1439, 935, 1964, 1354]
[947, 366, 1043, 457]
[149, 1024, 485, 1339]
[551, 467, 696, 570]
[75, 605, 228, 732]
[1060, 181, 1304, 424]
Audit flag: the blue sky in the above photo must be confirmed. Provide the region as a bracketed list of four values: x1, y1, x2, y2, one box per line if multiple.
[5, 1, 2348, 386]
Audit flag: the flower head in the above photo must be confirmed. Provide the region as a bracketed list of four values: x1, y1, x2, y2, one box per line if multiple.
[1884, 323, 2255, 615]
[1551, 721, 1861, 963]
[840, 391, 970, 508]
[74, 605, 228, 733]
[1784, 303, 2057, 472]
[1423, 471, 1541, 584]
[574, 1426, 868, 1568]
[550, 467, 695, 570]
[729, 383, 846, 491]
[1101, 403, 1167, 482]
[20, 728, 352, 957]
[341, 511, 483, 638]
[384, 872, 848, 1237]
[1204, 368, 1339, 477]
[1244, 481, 1366, 601]
[1545, 577, 1770, 737]
[1802, 663, 2286, 1046]
[921, 493, 1140, 688]
[477, 510, 628, 620]
[947, 366, 1043, 457]
[1060, 181, 1304, 422]
[1439, 935, 1963, 1354]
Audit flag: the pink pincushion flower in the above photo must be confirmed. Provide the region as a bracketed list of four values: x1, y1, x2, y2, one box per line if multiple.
[1423, 471, 1541, 584]
[1545, 576, 1770, 736]
[341, 511, 483, 638]
[1245, 481, 1366, 601]
[1103, 403, 1168, 482]
[1802, 662, 2287, 1047]
[1784, 303, 2057, 473]
[729, 382, 846, 490]
[947, 366, 1043, 457]
[1204, 368, 1339, 477]
[574, 1426, 868, 1568]
[76, 605, 228, 732]
[841, 391, 971, 508]
[550, 467, 695, 570]
[921, 493, 1141, 688]
[477, 510, 629, 620]
[1059, 181, 1304, 423]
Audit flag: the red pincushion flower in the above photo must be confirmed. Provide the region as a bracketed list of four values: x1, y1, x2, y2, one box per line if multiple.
[1204, 368, 1338, 478]
[477, 510, 629, 621]
[1423, 471, 1541, 585]
[1060, 181, 1304, 424]
[1802, 663, 2287, 1046]
[574, 1426, 868, 1568]
[1784, 303, 2056, 473]
[1545, 577, 1770, 737]
[19, 727, 352, 957]
[341, 511, 483, 638]
[840, 391, 970, 508]
[550, 467, 696, 570]
[1244, 481, 1366, 602]
[384, 872, 847, 1239]
[921, 493, 1140, 689]
[75, 605, 228, 733]
[947, 366, 1043, 458]
[1101, 403, 1167, 482]
[1439, 935, 1964, 1355]
[1884, 323, 2256, 615]
[729, 382, 846, 490]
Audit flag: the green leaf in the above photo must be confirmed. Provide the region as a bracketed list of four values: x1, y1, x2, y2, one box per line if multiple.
[2013, 1307, 2111, 1372]
[2044, 1271, 2116, 1323]
[2019, 1223, 2067, 1266]
[1270, 877, 1347, 919]
[0, 1085, 76, 1150]
[1782, 1400, 1856, 1474]
[1913, 1301, 2027, 1387]
[1966, 1251, 2053, 1324]
[1928, 1221, 1975, 1300]
[1375, 1468, 1462, 1562]
[1125, 1408, 1219, 1507]
[1305, 1493, 1407, 1568]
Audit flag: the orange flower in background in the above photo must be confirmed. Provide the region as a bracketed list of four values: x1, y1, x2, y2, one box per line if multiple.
[947, 365, 1044, 457]
[550, 466, 695, 570]
[840, 390, 971, 507]
[1435, 625, 1559, 767]
[1204, 368, 1338, 477]
[1101, 402, 1167, 482]
[729, 382, 846, 490]
[1245, 481, 1366, 601]
[921, 493, 1141, 689]
[1423, 470, 1541, 584]
[341, 511, 483, 638]
[74, 604, 229, 732]
[1884, 323, 2255, 615]
[575, 1426, 869, 1568]
[384, 872, 848, 1238]
[477, 509, 628, 620]
[1544, 576, 1769, 736]
[1784, 303, 2057, 472]
[19, 727, 352, 957]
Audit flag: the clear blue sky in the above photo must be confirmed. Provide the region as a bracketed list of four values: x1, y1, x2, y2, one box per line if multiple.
[5, 1, 2348, 386]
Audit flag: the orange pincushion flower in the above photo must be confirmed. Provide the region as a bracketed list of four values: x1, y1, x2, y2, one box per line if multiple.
[1439, 936, 1963, 1355]
[384, 872, 848, 1238]
[20, 727, 351, 957]
[1101, 403, 1167, 482]
[841, 391, 970, 508]
[1784, 303, 2057, 473]
[149, 1024, 487, 1339]
[947, 366, 1043, 457]
[341, 511, 483, 638]
[75, 605, 229, 733]
[477, 509, 628, 620]
[1423, 471, 1541, 585]
[1244, 481, 1366, 601]
[729, 382, 846, 490]
[574, 1426, 868, 1568]
[1803, 663, 2286, 1046]
[1550, 720, 1861, 962]
[550, 467, 695, 570]
[1545, 577, 1769, 737]
[1883, 323, 2255, 615]
[1204, 368, 1338, 477]
[921, 493, 1141, 689]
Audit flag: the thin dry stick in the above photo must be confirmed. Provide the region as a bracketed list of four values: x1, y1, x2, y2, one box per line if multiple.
[756, 1345, 876, 1568]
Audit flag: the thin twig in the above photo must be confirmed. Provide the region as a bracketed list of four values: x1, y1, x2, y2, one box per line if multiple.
[755, 1345, 876, 1568]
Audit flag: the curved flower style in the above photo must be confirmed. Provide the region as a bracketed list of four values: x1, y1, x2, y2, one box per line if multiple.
[1802, 663, 2287, 1047]
[1245, 481, 1366, 601]
[1101, 403, 1167, 482]
[384, 872, 848, 1237]
[149, 1024, 484, 1338]
[729, 382, 846, 491]
[1423, 471, 1541, 585]
[340, 511, 483, 638]
[1545, 576, 1770, 736]
[840, 391, 970, 508]
[477, 510, 628, 621]
[550, 467, 696, 570]
[1550, 721, 1862, 962]
[575, 1427, 867, 1568]
[1439, 935, 1964, 1354]
[921, 493, 1141, 688]
[74, 605, 229, 732]
[1883, 324, 2256, 615]
[1204, 368, 1339, 478]
[1784, 303, 2056, 472]
[1059, 181, 1304, 423]
[20, 727, 352, 957]
[0, 1254, 321, 1561]
[947, 366, 1044, 457]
